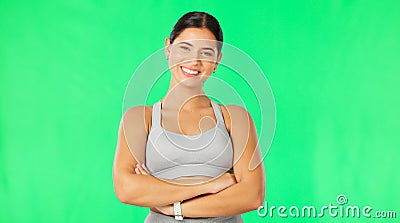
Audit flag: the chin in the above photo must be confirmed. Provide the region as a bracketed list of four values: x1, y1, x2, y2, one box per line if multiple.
[177, 77, 204, 88]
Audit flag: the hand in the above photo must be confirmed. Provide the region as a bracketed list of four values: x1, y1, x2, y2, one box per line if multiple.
[134, 163, 150, 175]
[153, 204, 174, 216]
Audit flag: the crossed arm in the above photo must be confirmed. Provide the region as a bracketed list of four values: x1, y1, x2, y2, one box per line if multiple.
[112, 105, 266, 217]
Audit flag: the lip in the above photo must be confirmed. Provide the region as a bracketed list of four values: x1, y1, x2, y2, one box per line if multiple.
[180, 66, 201, 77]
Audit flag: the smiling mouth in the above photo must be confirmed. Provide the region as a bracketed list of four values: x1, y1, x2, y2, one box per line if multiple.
[180, 66, 201, 77]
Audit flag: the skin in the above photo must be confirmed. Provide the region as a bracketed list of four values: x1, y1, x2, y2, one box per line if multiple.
[112, 27, 266, 217]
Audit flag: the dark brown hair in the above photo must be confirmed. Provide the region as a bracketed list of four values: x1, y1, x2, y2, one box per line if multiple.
[169, 11, 223, 54]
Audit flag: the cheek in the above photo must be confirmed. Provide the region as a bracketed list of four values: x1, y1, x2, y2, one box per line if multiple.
[203, 61, 216, 70]
[168, 51, 188, 68]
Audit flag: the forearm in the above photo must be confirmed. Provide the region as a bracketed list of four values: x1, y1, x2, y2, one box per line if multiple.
[120, 174, 209, 207]
[181, 180, 263, 218]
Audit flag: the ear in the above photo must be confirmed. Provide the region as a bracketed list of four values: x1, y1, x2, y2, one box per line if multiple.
[214, 52, 223, 71]
[164, 38, 171, 59]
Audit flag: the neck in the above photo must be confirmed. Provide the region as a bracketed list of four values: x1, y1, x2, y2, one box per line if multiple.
[161, 81, 210, 111]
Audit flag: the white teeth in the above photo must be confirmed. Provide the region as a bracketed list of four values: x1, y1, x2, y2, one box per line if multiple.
[181, 67, 199, 75]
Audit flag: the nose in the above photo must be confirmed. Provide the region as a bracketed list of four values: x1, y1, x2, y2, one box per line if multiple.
[184, 50, 202, 65]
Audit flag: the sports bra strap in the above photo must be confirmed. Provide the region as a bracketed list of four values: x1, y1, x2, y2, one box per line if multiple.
[210, 100, 224, 126]
[151, 101, 162, 128]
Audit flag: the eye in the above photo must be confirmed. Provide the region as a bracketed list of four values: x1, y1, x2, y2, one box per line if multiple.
[201, 51, 214, 57]
[179, 46, 190, 51]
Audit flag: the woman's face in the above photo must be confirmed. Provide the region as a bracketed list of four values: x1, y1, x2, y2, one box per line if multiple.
[164, 28, 222, 86]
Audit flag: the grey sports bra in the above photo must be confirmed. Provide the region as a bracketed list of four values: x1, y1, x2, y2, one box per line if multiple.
[145, 100, 234, 180]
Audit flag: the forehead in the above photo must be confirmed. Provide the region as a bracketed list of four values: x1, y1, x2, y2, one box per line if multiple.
[173, 27, 217, 42]
[173, 28, 218, 48]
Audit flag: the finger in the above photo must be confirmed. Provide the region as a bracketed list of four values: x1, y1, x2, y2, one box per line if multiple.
[136, 164, 148, 175]
[134, 167, 141, 174]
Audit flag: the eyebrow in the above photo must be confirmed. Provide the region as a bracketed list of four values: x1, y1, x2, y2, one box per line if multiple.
[178, 42, 193, 46]
[178, 42, 216, 52]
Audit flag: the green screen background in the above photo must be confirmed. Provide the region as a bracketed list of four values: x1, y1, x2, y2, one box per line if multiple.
[1, 0, 399, 222]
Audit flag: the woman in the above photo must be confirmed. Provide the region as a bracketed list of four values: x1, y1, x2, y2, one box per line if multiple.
[112, 11, 265, 222]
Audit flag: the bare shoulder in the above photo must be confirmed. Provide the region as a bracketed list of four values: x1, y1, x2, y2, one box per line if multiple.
[219, 104, 251, 121]
[224, 104, 249, 115]
[123, 105, 152, 118]
[217, 103, 251, 133]
[122, 105, 153, 133]
[116, 105, 153, 165]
